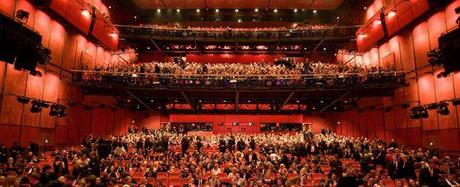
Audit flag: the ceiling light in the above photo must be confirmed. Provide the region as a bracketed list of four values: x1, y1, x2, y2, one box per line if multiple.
[108, 6, 112, 9]
[274, 9, 278, 13]
[157, 8, 161, 13]
[388, 10, 396, 18]
[235, 9, 239, 12]
[255, 8, 259, 12]
[364, 6, 367, 10]
[323, 47, 327, 51]
[176, 9, 180, 13]
[81, 9, 90, 17]
[215, 9, 219, 13]
[238, 19, 242, 23]
[313, 10, 317, 14]
[337, 16, 340, 20]
[147, 46, 150, 50]
[196, 9, 200, 13]
[294, 9, 298, 13]
[134, 16, 137, 19]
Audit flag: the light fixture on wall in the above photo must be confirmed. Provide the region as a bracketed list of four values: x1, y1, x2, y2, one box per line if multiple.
[437, 102, 449, 115]
[16, 96, 30, 104]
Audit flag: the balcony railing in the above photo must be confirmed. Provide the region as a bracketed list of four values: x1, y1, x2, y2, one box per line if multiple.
[72, 70, 406, 90]
[117, 25, 360, 41]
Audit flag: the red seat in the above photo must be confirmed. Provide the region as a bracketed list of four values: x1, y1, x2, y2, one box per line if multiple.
[168, 172, 180, 179]
[382, 179, 395, 187]
[168, 177, 181, 187]
[157, 172, 168, 179]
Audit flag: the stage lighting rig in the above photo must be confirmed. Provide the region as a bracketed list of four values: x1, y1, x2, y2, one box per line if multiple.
[30, 100, 42, 113]
[437, 102, 449, 115]
[15, 10, 29, 23]
[16, 96, 30, 104]
[409, 106, 428, 119]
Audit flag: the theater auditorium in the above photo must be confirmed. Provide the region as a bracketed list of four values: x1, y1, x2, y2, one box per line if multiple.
[0, 0, 460, 186]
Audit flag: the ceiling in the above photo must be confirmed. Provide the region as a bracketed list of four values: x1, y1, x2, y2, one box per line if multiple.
[132, 0, 345, 10]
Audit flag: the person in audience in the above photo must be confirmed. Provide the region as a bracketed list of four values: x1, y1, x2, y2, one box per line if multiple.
[0, 127, 458, 186]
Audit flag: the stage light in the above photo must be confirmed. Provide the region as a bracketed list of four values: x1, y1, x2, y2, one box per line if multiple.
[16, 96, 30, 104]
[49, 104, 59, 116]
[420, 107, 428, 118]
[215, 9, 219, 13]
[81, 9, 90, 18]
[235, 9, 239, 12]
[255, 8, 259, 12]
[409, 106, 421, 119]
[294, 9, 298, 13]
[274, 9, 278, 13]
[438, 102, 450, 115]
[157, 9, 161, 13]
[16, 10, 29, 22]
[196, 9, 200, 13]
[30, 100, 42, 113]
[388, 10, 397, 18]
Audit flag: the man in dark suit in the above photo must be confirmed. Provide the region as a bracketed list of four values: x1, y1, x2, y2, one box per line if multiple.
[419, 162, 440, 187]
[237, 139, 246, 152]
[181, 136, 190, 154]
[244, 149, 258, 163]
[388, 155, 400, 179]
[219, 139, 227, 153]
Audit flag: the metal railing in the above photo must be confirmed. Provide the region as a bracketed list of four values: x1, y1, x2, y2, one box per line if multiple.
[72, 70, 406, 90]
[117, 25, 360, 40]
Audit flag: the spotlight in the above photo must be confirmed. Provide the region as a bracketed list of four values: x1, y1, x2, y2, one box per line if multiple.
[453, 98, 460, 106]
[426, 103, 438, 110]
[16, 96, 30, 104]
[16, 10, 29, 22]
[81, 9, 90, 18]
[420, 107, 429, 118]
[49, 104, 59, 116]
[30, 100, 42, 113]
[409, 106, 421, 119]
[438, 102, 450, 115]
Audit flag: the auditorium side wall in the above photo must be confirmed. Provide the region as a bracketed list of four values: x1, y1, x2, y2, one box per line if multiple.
[0, 0, 135, 147]
[336, 1, 460, 152]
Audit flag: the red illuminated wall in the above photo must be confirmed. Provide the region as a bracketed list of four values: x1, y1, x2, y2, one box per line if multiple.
[336, 1, 460, 152]
[135, 113, 337, 134]
[186, 54, 286, 64]
[0, 0, 135, 147]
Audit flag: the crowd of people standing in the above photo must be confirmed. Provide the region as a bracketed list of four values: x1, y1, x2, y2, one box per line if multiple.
[78, 60, 403, 89]
[0, 126, 459, 187]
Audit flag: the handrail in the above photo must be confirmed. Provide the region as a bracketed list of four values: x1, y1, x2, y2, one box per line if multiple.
[71, 70, 405, 78]
[115, 24, 362, 33]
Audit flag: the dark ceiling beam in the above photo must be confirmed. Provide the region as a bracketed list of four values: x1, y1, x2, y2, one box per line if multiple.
[126, 90, 154, 111]
[235, 90, 239, 111]
[278, 91, 295, 112]
[320, 91, 351, 112]
[150, 38, 162, 52]
[180, 90, 196, 112]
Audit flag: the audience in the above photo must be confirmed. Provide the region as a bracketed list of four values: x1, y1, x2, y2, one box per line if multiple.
[0, 126, 459, 187]
[119, 24, 357, 39]
[78, 60, 403, 89]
